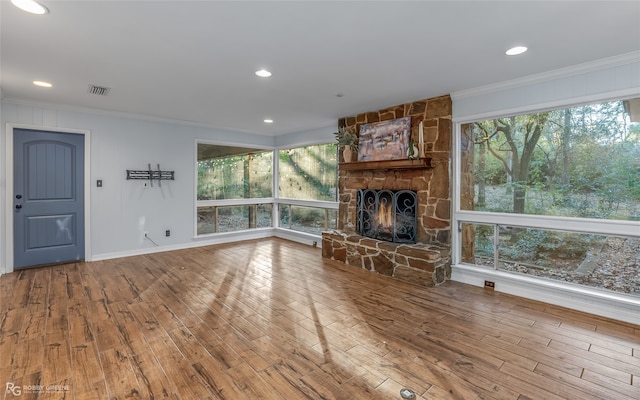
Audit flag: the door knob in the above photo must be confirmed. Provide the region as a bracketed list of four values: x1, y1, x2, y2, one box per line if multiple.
[15, 205, 22, 209]
[16, 194, 22, 199]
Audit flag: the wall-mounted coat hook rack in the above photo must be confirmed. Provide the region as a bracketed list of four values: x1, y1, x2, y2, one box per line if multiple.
[126, 164, 175, 187]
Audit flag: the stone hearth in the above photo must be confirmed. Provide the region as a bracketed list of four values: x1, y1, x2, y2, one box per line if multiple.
[322, 95, 452, 287]
[322, 231, 450, 286]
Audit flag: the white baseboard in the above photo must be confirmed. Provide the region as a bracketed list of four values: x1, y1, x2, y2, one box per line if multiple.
[274, 228, 323, 247]
[91, 229, 275, 261]
[90, 228, 323, 262]
[452, 264, 640, 326]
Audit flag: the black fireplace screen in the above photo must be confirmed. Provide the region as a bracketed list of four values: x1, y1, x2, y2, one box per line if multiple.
[356, 189, 417, 243]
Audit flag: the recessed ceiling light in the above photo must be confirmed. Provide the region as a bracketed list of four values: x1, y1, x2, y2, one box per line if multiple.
[264, 119, 274, 124]
[255, 69, 272, 78]
[506, 46, 528, 56]
[11, 0, 48, 15]
[33, 80, 53, 88]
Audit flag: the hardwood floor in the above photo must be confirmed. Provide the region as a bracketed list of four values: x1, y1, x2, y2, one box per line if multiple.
[0, 238, 638, 400]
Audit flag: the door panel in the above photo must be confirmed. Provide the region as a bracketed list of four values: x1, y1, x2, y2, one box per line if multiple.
[26, 214, 77, 248]
[14, 129, 85, 268]
[27, 142, 74, 200]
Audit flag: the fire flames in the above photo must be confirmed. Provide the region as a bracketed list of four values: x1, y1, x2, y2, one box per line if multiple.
[375, 200, 394, 230]
[356, 189, 417, 244]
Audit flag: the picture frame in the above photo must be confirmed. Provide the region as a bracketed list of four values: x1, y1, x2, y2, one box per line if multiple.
[357, 116, 412, 161]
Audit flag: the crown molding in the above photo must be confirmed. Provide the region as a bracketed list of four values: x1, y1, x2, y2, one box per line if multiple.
[451, 51, 640, 101]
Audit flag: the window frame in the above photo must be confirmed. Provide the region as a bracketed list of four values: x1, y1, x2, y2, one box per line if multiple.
[194, 139, 339, 239]
[194, 140, 276, 238]
[452, 96, 640, 267]
[274, 141, 339, 235]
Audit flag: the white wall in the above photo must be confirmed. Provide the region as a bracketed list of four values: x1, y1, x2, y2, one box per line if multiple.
[275, 123, 337, 148]
[1, 101, 283, 273]
[452, 51, 640, 122]
[0, 91, 3, 273]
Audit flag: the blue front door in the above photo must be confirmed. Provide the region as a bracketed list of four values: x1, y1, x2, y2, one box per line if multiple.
[13, 129, 85, 268]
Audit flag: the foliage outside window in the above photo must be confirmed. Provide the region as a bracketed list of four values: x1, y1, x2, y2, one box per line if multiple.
[461, 100, 640, 219]
[462, 223, 638, 295]
[196, 144, 273, 236]
[279, 204, 337, 235]
[198, 145, 272, 200]
[278, 144, 337, 201]
[196, 143, 339, 237]
[459, 98, 640, 296]
[197, 204, 272, 235]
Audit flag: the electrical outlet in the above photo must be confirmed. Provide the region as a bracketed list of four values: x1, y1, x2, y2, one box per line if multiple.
[165, 230, 171, 237]
[484, 280, 495, 289]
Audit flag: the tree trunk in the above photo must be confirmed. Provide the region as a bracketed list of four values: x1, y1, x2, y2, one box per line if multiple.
[244, 154, 256, 228]
[477, 141, 486, 207]
[513, 186, 526, 214]
[561, 109, 571, 186]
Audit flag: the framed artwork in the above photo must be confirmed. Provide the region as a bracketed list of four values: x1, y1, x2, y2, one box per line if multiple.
[357, 116, 411, 161]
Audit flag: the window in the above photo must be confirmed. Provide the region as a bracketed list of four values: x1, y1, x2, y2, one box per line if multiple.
[198, 145, 272, 200]
[195, 142, 339, 237]
[278, 204, 337, 235]
[196, 144, 273, 236]
[197, 204, 272, 234]
[277, 143, 339, 234]
[458, 98, 640, 296]
[278, 143, 337, 201]
[461, 100, 640, 220]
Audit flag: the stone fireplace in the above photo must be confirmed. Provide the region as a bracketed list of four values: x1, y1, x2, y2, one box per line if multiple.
[322, 95, 452, 287]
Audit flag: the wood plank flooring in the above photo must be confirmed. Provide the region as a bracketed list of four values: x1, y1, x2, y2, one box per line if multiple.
[0, 238, 638, 399]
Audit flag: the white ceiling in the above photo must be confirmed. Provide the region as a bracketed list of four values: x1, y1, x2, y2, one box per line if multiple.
[2, 1, 639, 136]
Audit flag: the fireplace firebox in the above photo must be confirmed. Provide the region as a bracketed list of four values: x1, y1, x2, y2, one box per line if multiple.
[356, 189, 417, 243]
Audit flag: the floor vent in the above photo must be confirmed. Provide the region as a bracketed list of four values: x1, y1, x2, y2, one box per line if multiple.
[88, 84, 111, 96]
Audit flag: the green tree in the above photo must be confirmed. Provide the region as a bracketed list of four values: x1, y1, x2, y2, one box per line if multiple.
[476, 113, 550, 214]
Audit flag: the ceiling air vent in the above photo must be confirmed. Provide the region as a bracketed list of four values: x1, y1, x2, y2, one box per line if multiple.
[88, 84, 110, 96]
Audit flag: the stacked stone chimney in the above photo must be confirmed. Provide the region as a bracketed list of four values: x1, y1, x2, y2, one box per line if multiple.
[322, 95, 452, 287]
